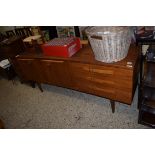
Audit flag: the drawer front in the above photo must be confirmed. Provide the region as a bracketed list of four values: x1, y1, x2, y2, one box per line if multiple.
[71, 76, 93, 93]
[92, 65, 114, 79]
[115, 89, 132, 104]
[92, 85, 115, 100]
[91, 65, 115, 99]
[115, 67, 132, 81]
[69, 62, 93, 93]
[69, 62, 90, 77]
[114, 68, 133, 104]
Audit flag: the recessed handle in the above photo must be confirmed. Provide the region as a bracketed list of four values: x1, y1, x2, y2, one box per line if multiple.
[91, 35, 102, 40]
[42, 60, 64, 63]
[93, 68, 113, 74]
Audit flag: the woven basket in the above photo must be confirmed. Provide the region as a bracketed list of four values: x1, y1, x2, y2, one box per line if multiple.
[86, 26, 131, 63]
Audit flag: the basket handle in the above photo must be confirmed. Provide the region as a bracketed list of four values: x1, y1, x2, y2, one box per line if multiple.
[90, 35, 102, 40]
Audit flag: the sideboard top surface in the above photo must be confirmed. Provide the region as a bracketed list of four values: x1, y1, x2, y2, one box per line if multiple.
[17, 44, 140, 69]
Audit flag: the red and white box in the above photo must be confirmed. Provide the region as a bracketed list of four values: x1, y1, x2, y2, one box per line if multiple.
[41, 37, 81, 57]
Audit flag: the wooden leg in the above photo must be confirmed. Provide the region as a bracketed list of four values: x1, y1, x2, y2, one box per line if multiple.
[11, 79, 15, 85]
[0, 119, 5, 129]
[110, 100, 115, 113]
[19, 78, 24, 84]
[37, 83, 43, 92]
[30, 81, 35, 88]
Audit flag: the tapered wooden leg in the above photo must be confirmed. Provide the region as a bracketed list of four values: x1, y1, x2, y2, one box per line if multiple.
[37, 83, 43, 92]
[0, 119, 5, 129]
[110, 100, 115, 113]
[11, 79, 15, 85]
[30, 81, 35, 88]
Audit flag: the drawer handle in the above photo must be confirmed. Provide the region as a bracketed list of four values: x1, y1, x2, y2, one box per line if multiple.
[93, 68, 113, 74]
[18, 59, 34, 61]
[83, 66, 89, 71]
[42, 60, 64, 63]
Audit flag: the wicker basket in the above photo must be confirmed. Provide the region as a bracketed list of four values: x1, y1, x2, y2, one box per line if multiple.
[86, 26, 131, 63]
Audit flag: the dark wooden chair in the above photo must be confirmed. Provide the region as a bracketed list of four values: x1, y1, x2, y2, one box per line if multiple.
[138, 45, 155, 128]
[30, 27, 45, 43]
[24, 27, 33, 36]
[15, 27, 33, 39]
[5, 30, 16, 38]
[0, 64, 16, 80]
[23, 27, 45, 49]
[15, 28, 26, 38]
[0, 32, 7, 42]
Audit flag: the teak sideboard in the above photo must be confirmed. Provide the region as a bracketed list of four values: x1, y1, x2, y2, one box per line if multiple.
[11, 44, 140, 112]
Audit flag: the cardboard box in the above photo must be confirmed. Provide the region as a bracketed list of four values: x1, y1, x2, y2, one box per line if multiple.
[41, 37, 81, 57]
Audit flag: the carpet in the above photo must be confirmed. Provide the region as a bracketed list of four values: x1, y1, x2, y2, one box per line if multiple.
[0, 77, 149, 128]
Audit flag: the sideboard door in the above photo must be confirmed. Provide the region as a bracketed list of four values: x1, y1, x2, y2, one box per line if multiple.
[39, 59, 71, 87]
[17, 58, 40, 81]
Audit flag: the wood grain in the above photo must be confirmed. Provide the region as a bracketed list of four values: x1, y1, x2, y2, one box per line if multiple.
[13, 44, 140, 105]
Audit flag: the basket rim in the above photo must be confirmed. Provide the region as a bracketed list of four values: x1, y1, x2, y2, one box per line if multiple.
[85, 26, 130, 36]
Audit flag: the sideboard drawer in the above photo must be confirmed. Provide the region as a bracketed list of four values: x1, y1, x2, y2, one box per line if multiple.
[93, 84, 115, 100]
[69, 62, 93, 93]
[91, 65, 114, 81]
[91, 65, 115, 99]
[69, 62, 90, 77]
[114, 68, 133, 104]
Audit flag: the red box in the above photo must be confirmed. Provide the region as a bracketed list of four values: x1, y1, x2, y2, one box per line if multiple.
[41, 37, 81, 57]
